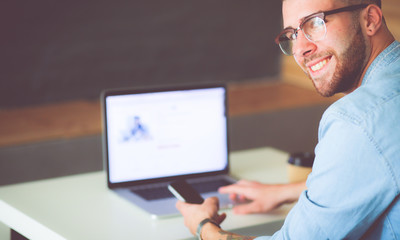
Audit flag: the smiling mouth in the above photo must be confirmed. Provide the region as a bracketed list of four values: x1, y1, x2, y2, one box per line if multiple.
[309, 57, 331, 73]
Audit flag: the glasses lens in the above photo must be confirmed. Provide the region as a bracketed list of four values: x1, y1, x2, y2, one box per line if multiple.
[279, 40, 293, 56]
[278, 31, 295, 55]
[302, 17, 326, 42]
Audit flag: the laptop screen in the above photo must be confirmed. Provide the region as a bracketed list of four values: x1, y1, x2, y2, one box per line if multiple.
[103, 85, 229, 185]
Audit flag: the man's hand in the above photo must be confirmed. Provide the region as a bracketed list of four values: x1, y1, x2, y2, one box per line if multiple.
[176, 197, 227, 235]
[219, 180, 306, 214]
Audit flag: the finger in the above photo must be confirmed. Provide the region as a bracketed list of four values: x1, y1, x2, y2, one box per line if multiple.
[175, 200, 185, 210]
[175, 200, 190, 214]
[220, 188, 250, 203]
[219, 184, 249, 195]
[232, 202, 259, 215]
[228, 193, 238, 201]
[227, 193, 249, 203]
[215, 212, 227, 224]
[238, 194, 248, 202]
[205, 196, 219, 206]
[219, 179, 257, 192]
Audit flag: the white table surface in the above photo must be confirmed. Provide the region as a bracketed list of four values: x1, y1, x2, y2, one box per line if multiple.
[0, 147, 291, 240]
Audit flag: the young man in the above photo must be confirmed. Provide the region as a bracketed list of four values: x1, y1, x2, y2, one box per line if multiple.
[176, 0, 400, 239]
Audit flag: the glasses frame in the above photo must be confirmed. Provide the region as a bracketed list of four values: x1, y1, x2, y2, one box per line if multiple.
[275, 4, 369, 55]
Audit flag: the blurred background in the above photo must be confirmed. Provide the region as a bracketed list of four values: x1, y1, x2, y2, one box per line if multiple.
[1, 0, 399, 238]
[2, 0, 281, 108]
[1, 0, 399, 187]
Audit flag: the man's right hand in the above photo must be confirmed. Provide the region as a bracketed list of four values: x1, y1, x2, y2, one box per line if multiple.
[219, 180, 306, 214]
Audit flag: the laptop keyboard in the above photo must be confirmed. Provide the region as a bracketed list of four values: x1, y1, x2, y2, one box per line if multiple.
[131, 178, 233, 201]
[191, 178, 232, 194]
[132, 185, 174, 201]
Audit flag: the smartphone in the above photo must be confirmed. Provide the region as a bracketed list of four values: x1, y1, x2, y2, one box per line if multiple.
[168, 180, 204, 204]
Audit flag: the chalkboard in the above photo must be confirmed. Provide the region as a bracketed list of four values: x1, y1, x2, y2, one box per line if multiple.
[2, 0, 282, 108]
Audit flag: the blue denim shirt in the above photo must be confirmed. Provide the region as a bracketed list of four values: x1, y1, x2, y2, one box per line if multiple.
[256, 41, 400, 239]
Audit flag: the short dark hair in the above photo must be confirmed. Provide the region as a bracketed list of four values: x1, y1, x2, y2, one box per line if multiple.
[369, 0, 381, 8]
[339, 0, 381, 8]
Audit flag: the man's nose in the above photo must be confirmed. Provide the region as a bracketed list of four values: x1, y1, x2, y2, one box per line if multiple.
[292, 30, 316, 57]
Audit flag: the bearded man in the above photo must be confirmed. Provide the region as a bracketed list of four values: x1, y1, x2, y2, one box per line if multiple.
[177, 0, 400, 239]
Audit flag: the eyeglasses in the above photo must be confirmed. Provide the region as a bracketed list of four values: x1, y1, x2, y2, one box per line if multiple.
[275, 4, 368, 56]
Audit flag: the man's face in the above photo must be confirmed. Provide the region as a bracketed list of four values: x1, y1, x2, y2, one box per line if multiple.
[282, 0, 369, 97]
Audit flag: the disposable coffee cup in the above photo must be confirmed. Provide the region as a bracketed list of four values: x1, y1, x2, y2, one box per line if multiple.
[287, 152, 315, 183]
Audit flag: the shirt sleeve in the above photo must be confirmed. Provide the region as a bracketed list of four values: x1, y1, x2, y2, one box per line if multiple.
[267, 111, 398, 239]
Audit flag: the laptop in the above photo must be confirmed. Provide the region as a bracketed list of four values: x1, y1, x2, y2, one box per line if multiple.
[101, 83, 237, 218]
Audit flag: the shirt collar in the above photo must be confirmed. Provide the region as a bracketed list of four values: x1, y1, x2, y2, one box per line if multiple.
[362, 40, 400, 86]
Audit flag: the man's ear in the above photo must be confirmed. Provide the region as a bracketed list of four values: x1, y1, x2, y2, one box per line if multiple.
[363, 4, 383, 36]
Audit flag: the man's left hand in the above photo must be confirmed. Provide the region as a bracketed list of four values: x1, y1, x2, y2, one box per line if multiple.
[176, 197, 227, 235]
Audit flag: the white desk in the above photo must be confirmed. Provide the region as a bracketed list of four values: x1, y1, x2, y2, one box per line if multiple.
[0, 147, 291, 240]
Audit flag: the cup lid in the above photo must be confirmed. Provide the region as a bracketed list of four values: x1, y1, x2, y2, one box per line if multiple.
[288, 152, 315, 167]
